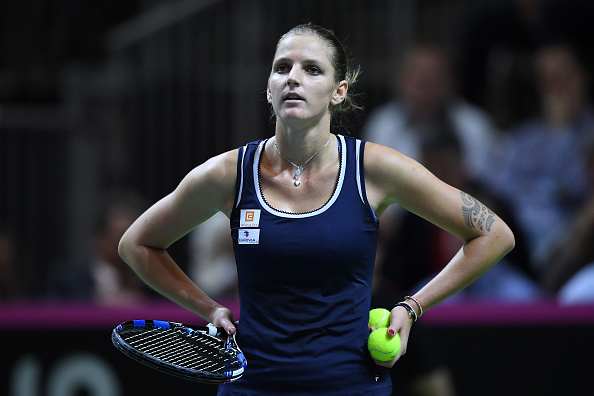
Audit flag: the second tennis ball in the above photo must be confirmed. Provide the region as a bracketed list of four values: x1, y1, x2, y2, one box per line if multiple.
[369, 308, 391, 329]
[368, 328, 401, 361]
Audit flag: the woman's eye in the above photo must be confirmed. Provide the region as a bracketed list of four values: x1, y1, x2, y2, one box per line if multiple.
[276, 64, 288, 73]
[308, 67, 320, 75]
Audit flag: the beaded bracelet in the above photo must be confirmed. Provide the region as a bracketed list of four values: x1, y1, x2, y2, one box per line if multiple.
[394, 301, 417, 322]
[404, 295, 424, 318]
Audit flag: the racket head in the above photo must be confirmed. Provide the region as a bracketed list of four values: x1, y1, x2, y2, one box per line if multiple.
[111, 320, 246, 384]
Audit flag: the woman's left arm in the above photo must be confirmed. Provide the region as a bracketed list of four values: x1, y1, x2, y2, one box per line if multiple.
[364, 142, 515, 365]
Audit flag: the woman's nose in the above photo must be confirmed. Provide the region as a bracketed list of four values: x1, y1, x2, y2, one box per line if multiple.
[287, 68, 301, 87]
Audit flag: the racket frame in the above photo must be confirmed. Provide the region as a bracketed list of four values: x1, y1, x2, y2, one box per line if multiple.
[111, 319, 246, 384]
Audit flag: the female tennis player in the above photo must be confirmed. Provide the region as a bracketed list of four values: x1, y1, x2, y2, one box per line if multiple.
[118, 23, 515, 395]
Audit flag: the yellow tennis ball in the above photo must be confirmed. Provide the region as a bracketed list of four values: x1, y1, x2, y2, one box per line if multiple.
[369, 308, 391, 329]
[367, 328, 401, 361]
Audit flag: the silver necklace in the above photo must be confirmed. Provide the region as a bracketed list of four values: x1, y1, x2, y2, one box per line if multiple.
[274, 136, 331, 186]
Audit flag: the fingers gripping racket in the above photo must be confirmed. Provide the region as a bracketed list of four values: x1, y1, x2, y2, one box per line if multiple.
[111, 320, 246, 384]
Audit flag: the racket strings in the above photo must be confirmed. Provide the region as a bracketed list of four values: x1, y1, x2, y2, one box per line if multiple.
[121, 328, 238, 373]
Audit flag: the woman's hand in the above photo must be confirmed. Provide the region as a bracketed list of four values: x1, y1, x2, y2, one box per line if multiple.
[210, 306, 238, 335]
[369, 306, 413, 368]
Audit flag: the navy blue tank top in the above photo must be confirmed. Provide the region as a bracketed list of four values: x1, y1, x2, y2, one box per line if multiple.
[219, 135, 391, 395]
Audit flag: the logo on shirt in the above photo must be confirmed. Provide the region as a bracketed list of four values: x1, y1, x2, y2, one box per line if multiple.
[240, 209, 261, 227]
[238, 228, 260, 244]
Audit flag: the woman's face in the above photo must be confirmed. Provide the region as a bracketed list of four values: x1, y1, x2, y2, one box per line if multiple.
[268, 33, 345, 127]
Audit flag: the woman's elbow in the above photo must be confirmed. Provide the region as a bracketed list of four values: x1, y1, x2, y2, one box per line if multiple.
[499, 223, 516, 257]
[118, 233, 135, 265]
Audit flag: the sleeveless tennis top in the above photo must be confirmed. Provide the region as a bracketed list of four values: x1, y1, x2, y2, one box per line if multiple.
[218, 135, 391, 395]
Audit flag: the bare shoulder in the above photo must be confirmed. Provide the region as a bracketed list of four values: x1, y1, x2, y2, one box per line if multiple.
[363, 141, 513, 244]
[364, 141, 461, 214]
[363, 141, 426, 216]
[120, 149, 240, 250]
[186, 149, 239, 188]
[177, 148, 239, 215]
[363, 141, 419, 181]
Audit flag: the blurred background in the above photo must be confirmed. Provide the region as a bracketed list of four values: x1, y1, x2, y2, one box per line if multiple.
[1, 0, 594, 395]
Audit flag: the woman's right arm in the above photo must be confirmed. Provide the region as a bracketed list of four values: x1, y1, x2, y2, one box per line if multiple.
[118, 149, 239, 334]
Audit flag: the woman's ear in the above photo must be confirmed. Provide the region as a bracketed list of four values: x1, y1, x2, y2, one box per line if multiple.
[266, 86, 272, 103]
[331, 80, 348, 105]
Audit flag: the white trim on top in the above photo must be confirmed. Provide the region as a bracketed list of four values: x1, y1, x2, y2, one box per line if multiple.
[235, 144, 248, 208]
[355, 139, 365, 204]
[254, 135, 347, 218]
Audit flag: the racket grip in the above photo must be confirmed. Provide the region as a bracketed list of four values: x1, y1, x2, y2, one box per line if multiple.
[206, 323, 223, 337]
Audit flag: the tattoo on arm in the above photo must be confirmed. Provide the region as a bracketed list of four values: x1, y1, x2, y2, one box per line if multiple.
[460, 192, 495, 231]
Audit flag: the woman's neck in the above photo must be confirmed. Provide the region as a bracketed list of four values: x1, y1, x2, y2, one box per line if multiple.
[273, 118, 333, 165]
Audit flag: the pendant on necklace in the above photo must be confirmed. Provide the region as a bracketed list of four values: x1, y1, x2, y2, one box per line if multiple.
[294, 167, 303, 187]
[273, 136, 330, 188]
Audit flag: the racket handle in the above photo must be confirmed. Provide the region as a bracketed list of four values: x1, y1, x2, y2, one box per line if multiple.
[206, 323, 222, 336]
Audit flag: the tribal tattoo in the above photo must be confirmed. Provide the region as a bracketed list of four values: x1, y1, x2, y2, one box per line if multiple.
[460, 191, 495, 232]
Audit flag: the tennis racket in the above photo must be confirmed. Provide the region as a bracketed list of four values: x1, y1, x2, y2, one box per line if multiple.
[111, 319, 246, 384]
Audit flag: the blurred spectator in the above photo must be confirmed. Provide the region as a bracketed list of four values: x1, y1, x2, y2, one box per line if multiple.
[187, 212, 238, 300]
[538, 135, 594, 303]
[363, 42, 500, 182]
[45, 190, 151, 304]
[370, 133, 539, 396]
[0, 225, 28, 300]
[363, 42, 502, 293]
[488, 43, 594, 261]
[364, 42, 506, 396]
[457, 0, 594, 129]
[0, 227, 16, 299]
[374, 133, 540, 305]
